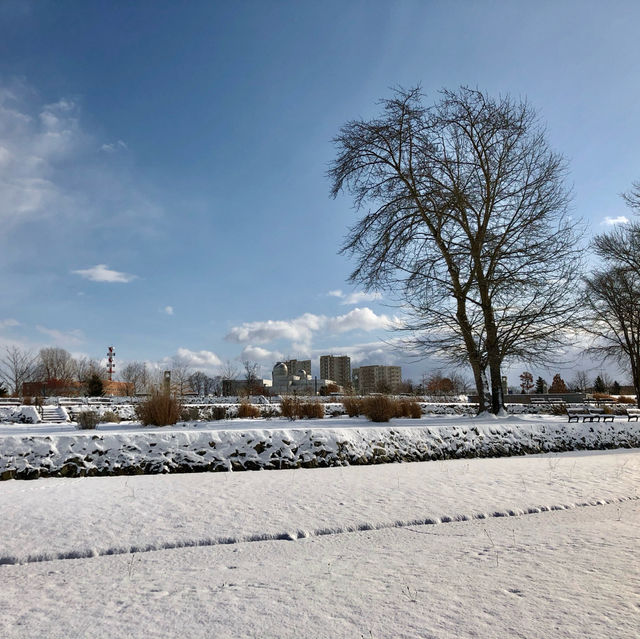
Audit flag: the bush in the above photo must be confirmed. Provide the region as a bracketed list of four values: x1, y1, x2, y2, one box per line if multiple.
[299, 401, 324, 419]
[180, 407, 200, 421]
[362, 395, 395, 422]
[100, 410, 121, 424]
[261, 406, 279, 419]
[23, 396, 32, 406]
[617, 395, 636, 404]
[280, 397, 301, 421]
[407, 400, 422, 419]
[207, 405, 228, 420]
[77, 410, 100, 429]
[592, 393, 614, 401]
[343, 397, 362, 417]
[136, 390, 182, 426]
[237, 401, 260, 418]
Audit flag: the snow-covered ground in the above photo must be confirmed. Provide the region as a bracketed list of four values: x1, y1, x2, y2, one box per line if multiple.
[1, 448, 638, 637]
[2, 414, 640, 479]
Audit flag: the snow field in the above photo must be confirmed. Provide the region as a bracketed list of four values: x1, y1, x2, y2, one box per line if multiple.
[1, 448, 638, 566]
[0, 450, 640, 639]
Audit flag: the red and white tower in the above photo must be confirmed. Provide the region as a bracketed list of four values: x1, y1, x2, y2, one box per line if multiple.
[107, 346, 116, 381]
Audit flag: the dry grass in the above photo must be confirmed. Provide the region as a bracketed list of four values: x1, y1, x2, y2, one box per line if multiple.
[136, 390, 182, 426]
[237, 401, 261, 418]
[343, 397, 362, 417]
[77, 410, 100, 429]
[299, 401, 325, 419]
[362, 395, 396, 422]
[617, 395, 636, 404]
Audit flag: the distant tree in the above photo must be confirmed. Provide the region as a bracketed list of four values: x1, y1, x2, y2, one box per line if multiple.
[220, 360, 239, 382]
[593, 375, 606, 393]
[188, 371, 217, 396]
[549, 374, 567, 393]
[570, 370, 589, 393]
[426, 372, 455, 395]
[0, 346, 37, 396]
[0, 383, 8, 397]
[612, 380, 621, 395]
[37, 347, 76, 383]
[243, 360, 262, 396]
[120, 361, 148, 396]
[519, 371, 534, 394]
[535, 377, 546, 394]
[85, 373, 104, 397]
[170, 358, 193, 396]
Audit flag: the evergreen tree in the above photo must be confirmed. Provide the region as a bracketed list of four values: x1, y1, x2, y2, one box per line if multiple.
[0, 383, 8, 397]
[535, 377, 546, 394]
[593, 375, 606, 393]
[85, 373, 104, 397]
[612, 380, 621, 395]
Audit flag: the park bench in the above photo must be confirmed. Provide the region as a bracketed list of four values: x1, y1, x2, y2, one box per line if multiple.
[624, 408, 640, 421]
[567, 406, 614, 423]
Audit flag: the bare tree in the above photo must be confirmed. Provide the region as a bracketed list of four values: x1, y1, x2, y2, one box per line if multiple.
[220, 359, 239, 381]
[243, 360, 262, 396]
[120, 361, 149, 396]
[188, 371, 217, 396]
[170, 358, 193, 396]
[329, 87, 583, 413]
[584, 267, 640, 404]
[37, 347, 76, 382]
[0, 346, 37, 396]
[570, 370, 589, 393]
[74, 357, 104, 383]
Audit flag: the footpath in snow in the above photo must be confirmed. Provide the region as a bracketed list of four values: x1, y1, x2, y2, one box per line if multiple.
[1, 447, 638, 565]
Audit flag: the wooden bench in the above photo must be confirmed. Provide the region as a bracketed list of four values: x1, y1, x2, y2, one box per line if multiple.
[625, 408, 640, 421]
[567, 406, 614, 423]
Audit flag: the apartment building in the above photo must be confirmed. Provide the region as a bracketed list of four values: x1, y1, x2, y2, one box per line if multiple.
[352, 365, 402, 394]
[319, 355, 351, 388]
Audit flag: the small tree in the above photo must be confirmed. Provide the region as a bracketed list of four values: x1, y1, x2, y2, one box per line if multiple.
[612, 380, 621, 395]
[0, 383, 8, 397]
[535, 377, 546, 394]
[593, 375, 606, 393]
[85, 373, 104, 397]
[549, 374, 567, 393]
[519, 371, 534, 394]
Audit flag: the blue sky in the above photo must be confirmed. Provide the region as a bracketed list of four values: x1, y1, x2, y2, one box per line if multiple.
[1, 0, 639, 384]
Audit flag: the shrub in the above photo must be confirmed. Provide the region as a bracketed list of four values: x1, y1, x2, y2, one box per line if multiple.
[299, 401, 324, 419]
[362, 395, 395, 422]
[100, 410, 121, 424]
[208, 405, 228, 420]
[180, 407, 200, 421]
[408, 400, 422, 419]
[343, 397, 362, 417]
[394, 399, 411, 418]
[280, 397, 301, 421]
[23, 396, 33, 406]
[237, 401, 260, 418]
[136, 390, 182, 426]
[261, 406, 279, 419]
[77, 410, 100, 429]
[617, 395, 636, 404]
[592, 393, 614, 401]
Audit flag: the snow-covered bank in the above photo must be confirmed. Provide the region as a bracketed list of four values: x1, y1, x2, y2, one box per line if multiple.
[1, 415, 640, 479]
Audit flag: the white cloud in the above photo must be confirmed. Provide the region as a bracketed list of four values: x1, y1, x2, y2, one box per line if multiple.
[240, 345, 284, 363]
[226, 307, 402, 353]
[100, 139, 127, 153]
[72, 264, 137, 283]
[173, 348, 222, 369]
[163, 306, 174, 315]
[328, 289, 383, 305]
[36, 325, 85, 346]
[602, 216, 629, 225]
[0, 318, 20, 329]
